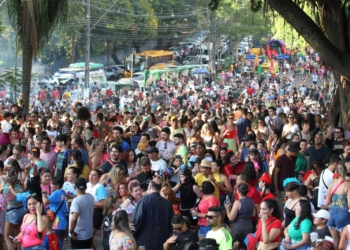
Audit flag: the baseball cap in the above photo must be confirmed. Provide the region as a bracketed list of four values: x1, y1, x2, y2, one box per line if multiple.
[75, 177, 87, 190]
[171, 116, 178, 121]
[146, 146, 159, 154]
[312, 209, 330, 220]
[242, 135, 255, 141]
[26, 147, 40, 155]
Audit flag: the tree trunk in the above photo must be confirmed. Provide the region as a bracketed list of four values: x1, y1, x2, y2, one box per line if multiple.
[22, 3, 34, 116]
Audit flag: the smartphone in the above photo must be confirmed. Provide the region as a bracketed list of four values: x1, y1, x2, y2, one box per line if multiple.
[145, 116, 150, 121]
[9, 236, 13, 239]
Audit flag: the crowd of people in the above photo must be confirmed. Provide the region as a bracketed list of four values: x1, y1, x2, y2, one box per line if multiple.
[0, 52, 346, 250]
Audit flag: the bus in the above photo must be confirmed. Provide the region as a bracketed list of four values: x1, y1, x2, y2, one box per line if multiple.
[124, 50, 174, 78]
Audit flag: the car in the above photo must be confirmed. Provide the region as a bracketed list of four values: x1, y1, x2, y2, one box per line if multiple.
[32, 75, 58, 89]
[106, 65, 125, 79]
[183, 56, 201, 65]
[104, 68, 116, 79]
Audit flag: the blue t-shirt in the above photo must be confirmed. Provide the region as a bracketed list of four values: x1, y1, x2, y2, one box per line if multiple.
[48, 189, 67, 230]
[30, 160, 48, 175]
[80, 149, 90, 167]
[16, 191, 29, 210]
[96, 186, 108, 201]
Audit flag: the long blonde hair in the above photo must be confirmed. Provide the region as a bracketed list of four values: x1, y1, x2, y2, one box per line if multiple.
[102, 194, 117, 216]
[201, 123, 214, 137]
[89, 138, 102, 155]
[110, 165, 125, 185]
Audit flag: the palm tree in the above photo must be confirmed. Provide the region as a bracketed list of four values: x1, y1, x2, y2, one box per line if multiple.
[7, 0, 69, 115]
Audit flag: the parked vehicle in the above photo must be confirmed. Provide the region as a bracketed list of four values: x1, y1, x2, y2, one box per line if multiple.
[104, 68, 116, 79]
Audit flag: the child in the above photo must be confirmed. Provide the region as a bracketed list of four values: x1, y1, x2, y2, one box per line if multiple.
[310, 209, 332, 249]
[43, 219, 62, 250]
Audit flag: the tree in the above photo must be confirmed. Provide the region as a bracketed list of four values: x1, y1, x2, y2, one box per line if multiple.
[7, 0, 70, 115]
[209, 0, 350, 128]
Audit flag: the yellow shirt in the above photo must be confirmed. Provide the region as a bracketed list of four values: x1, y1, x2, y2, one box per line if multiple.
[195, 172, 221, 198]
[64, 164, 91, 181]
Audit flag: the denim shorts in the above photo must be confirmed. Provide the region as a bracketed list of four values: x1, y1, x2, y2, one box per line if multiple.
[22, 244, 46, 250]
[328, 206, 350, 231]
[198, 225, 211, 237]
[5, 206, 26, 225]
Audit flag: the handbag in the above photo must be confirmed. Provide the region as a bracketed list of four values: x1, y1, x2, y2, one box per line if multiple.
[47, 199, 65, 222]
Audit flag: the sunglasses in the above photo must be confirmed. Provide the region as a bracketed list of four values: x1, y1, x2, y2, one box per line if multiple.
[205, 215, 218, 219]
[228, 117, 234, 119]
[173, 226, 182, 231]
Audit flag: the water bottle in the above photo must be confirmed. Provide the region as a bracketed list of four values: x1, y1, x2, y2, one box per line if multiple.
[224, 195, 230, 205]
[190, 208, 197, 220]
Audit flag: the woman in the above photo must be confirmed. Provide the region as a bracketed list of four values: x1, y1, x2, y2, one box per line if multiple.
[255, 199, 282, 250]
[89, 139, 104, 170]
[257, 119, 269, 141]
[161, 184, 180, 215]
[45, 120, 60, 140]
[243, 161, 258, 186]
[86, 169, 108, 250]
[10, 127, 21, 146]
[341, 144, 350, 164]
[201, 123, 219, 149]
[24, 127, 35, 150]
[220, 113, 240, 153]
[122, 149, 138, 181]
[225, 183, 255, 248]
[252, 122, 262, 140]
[125, 122, 142, 150]
[172, 168, 202, 227]
[109, 210, 136, 249]
[304, 160, 323, 209]
[0, 145, 9, 162]
[66, 149, 90, 181]
[116, 181, 129, 207]
[4, 167, 26, 250]
[100, 165, 126, 194]
[14, 194, 49, 250]
[258, 173, 275, 201]
[282, 200, 313, 250]
[267, 128, 281, 153]
[187, 127, 204, 147]
[326, 164, 350, 249]
[121, 180, 142, 216]
[282, 114, 300, 139]
[39, 168, 52, 198]
[191, 181, 219, 240]
[295, 139, 308, 175]
[211, 143, 220, 160]
[63, 167, 78, 199]
[283, 179, 301, 228]
[272, 137, 288, 164]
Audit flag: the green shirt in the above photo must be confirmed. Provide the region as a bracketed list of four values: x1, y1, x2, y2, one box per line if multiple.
[206, 227, 232, 250]
[288, 216, 312, 241]
[295, 153, 307, 172]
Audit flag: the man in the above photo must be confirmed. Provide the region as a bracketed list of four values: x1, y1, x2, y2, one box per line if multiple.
[318, 155, 341, 208]
[55, 134, 71, 180]
[4, 145, 29, 170]
[331, 127, 346, 155]
[25, 147, 48, 175]
[305, 133, 331, 166]
[131, 179, 174, 250]
[136, 157, 155, 191]
[100, 144, 127, 174]
[71, 137, 89, 167]
[298, 120, 311, 143]
[163, 215, 198, 250]
[264, 106, 282, 134]
[206, 206, 233, 250]
[156, 127, 176, 161]
[170, 116, 186, 142]
[195, 160, 221, 199]
[33, 123, 43, 140]
[146, 146, 167, 172]
[109, 127, 130, 153]
[236, 108, 251, 143]
[239, 135, 255, 161]
[40, 137, 57, 172]
[274, 141, 300, 207]
[188, 142, 211, 168]
[173, 133, 188, 164]
[69, 177, 94, 249]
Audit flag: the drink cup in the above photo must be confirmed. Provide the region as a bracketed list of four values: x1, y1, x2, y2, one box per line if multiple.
[310, 232, 318, 242]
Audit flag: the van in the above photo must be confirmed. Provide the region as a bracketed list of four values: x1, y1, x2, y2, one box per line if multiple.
[234, 48, 245, 57]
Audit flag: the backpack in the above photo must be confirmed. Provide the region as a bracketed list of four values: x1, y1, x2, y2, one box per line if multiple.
[46, 232, 61, 250]
[258, 160, 268, 178]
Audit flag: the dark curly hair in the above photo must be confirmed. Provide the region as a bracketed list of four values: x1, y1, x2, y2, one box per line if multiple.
[284, 181, 300, 192]
[243, 161, 257, 182]
[201, 181, 215, 195]
[180, 167, 197, 189]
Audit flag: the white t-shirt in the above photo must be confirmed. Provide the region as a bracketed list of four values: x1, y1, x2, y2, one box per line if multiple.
[150, 158, 167, 172]
[155, 140, 176, 160]
[282, 124, 300, 139]
[318, 169, 334, 207]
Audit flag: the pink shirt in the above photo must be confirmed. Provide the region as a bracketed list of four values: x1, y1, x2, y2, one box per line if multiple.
[197, 195, 220, 226]
[20, 214, 46, 247]
[40, 150, 57, 172]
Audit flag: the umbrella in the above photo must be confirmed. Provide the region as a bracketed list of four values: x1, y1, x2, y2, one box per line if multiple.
[192, 68, 209, 74]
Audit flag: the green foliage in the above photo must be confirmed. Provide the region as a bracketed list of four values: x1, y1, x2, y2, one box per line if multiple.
[0, 69, 23, 93]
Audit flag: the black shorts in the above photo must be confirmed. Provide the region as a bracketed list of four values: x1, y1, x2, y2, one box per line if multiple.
[93, 208, 104, 229]
[71, 237, 92, 249]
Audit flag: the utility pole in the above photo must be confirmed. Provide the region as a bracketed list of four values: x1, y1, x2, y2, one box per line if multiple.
[84, 0, 91, 100]
[212, 11, 217, 74]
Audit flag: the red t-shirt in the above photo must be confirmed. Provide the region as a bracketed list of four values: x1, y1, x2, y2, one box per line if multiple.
[222, 161, 245, 178]
[259, 191, 276, 202]
[255, 216, 282, 243]
[197, 195, 220, 226]
[235, 185, 261, 205]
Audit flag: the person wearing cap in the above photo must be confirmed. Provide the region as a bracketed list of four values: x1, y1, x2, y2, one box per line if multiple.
[264, 106, 282, 134]
[195, 160, 221, 199]
[310, 210, 333, 248]
[258, 172, 275, 201]
[170, 116, 186, 142]
[156, 127, 177, 161]
[24, 146, 48, 176]
[274, 141, 300, 207]
[239, 135, 256, 161]
[69, 177, 95, 249]
[146, 146, 167, 172]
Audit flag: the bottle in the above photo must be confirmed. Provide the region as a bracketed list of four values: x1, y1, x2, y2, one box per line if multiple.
[191, 208, 197, 220]
[224, 195, 230, 205]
